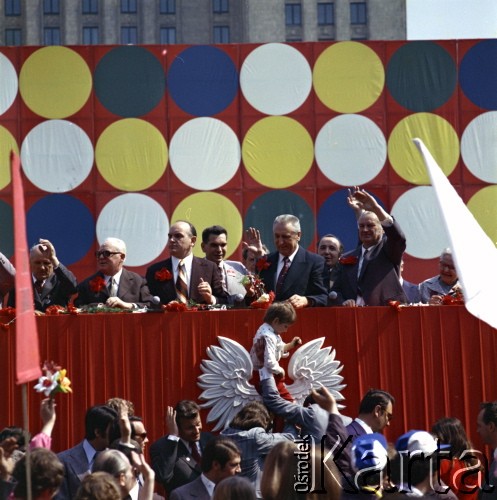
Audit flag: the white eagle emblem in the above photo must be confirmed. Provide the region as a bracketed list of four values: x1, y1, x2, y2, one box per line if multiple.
[197, 336, 346, 431]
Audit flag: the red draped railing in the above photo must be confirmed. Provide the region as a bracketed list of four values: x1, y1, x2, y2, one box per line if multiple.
[1, 306, 496, 454]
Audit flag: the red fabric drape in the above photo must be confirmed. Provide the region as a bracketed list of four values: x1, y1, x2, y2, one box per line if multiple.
[0, 306, 495, 456]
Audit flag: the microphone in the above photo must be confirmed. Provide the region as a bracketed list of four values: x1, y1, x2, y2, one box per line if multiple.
[328, 291, 337, 300]
[234, 294, 245, 303]
[152, 296, 161, 305]
[147, 296, 163, 312]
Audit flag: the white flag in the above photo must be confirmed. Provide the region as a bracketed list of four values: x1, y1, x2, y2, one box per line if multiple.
[413, 138, 497, 329]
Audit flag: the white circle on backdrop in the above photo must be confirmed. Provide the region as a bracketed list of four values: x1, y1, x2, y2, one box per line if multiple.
[96, 193, 169, 267]
[0, 53, 18, 114]
[315, 114, 387, 186]
[391, 186, 450, 259]
[461, 111, 497, 183]
[240, 42, 312, 115]
[21, 119, 93, 193]
[169, 117, 240, 190]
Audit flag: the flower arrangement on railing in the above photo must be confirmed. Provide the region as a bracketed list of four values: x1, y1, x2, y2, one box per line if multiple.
[162, 300, 230, 312]
[34, 361, 72, 398]
[240, 259, 275, 310]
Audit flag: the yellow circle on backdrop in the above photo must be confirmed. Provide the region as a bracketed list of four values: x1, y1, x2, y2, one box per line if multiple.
[388, 113, 459, 185]
[467, 186, 497, 245]
[0, 127, 19, 190]
[242, 116, 313, 188]
[19, 47, 92, 119]
[172, 193, 242, 259]
[313, 42, 385, 113]
[96, 119, 168, 191]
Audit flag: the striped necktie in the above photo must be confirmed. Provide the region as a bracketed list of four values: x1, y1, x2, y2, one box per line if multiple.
[176, 260, 188, 304]
[276, 257, 290, 296]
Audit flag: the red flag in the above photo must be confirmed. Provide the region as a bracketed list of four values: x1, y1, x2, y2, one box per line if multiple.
[11, 150, 41, 384]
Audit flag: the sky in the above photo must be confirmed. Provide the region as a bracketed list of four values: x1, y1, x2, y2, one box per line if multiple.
[407, 0, 497, 40]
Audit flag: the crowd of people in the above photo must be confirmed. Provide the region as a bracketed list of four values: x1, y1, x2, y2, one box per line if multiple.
[0, 188, 461, 313]
[2, 389, 497, 499]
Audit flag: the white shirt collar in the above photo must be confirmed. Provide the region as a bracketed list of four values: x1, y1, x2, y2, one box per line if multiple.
[355, 417, 373, 434]
[83, 439, 98, 471]
[104, 268, 123, 285]
[200, 473, 216, 497]
[279, 247, 299, 264]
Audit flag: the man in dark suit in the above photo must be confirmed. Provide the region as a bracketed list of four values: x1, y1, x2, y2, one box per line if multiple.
[477, 401, 497, 498]
[400, 260, 421, 304]
[8, 239, 77, 312]
[0, 251, 15, 306]
[246, 214, 327, 308]
[331, 188, 407, 306]
[75, 237, 153, 309]
[55, 404, 117, 500]
[146, 221, 227, 305]
[150, 400, 213, 495]
[169, 436, 241, 500]
[346, 389, 395, 441]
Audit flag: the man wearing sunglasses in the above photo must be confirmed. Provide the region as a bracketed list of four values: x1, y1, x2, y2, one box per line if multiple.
[419, 248, 460, 305]
[75, 237, 153, 309]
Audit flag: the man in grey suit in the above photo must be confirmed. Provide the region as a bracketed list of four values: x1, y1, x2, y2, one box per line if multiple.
[346, 389, 394, 441]
[170, 436, 241, 500]
[55, 404, 117, 500]
[246, 214, 328, 308]
[201, 225, 250, 305]
[75, 237, 153, 309]
[146, 221, 227, 305]
[331, 188, 407, 306]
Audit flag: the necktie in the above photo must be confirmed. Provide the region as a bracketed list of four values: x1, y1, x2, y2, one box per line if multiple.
[176, 260, 188, 304]
[190, 442, 201, 464]
[275, 257, 290, 296]
[34, 280, 44, 295]
[358, 248, 369, 277]
[108, 277, 118, 297]
[218, 264, 227, 293]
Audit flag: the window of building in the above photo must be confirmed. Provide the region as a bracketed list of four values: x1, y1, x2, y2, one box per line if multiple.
[82, 0, 98, 15]
[5, 28, 21, 45]
[285, 3, 302, 26]
[5, 0, 21, 16]
[160, 0, 175, 14]
[121, 26, 138, 44]
[350, 2, 367, 24]
[213, 0, 229, 14]
[121, 0, 137, 14]
[213, 26, 230, 43]
[44, 27, 61, 45]
[160, 27, 176, 44]
[317, 2, 333, 25]
[44, 0, 59, 14]
[83, 26, 99, 44]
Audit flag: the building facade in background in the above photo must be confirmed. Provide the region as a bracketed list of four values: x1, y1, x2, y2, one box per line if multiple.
[0, 0, 406, 47]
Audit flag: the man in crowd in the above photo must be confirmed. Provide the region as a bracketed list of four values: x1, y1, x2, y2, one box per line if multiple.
[8, 238, 77, 312]
[346, 389, 395, 440]
[331, 187, 407, 306]
[201, 225, 249, 305]
[477, 401, 497, 496]
[419, 248, 460, 305]
[56, 404, 117, 499]
[76, 237, 153, 310]
[146, 221, 227, 305]
[246, 214, 327, 308]
[0, 251, 15, 307]
[170, 436, 241, 500]
[400, 259, 421, 304]
[317, 234, 344, 304]
[150, 400, 213, 495]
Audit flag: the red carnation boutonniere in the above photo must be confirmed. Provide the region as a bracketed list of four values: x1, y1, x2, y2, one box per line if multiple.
[339, 255, 359, 265]
[256, 256, 271, 272]
[155, 268, 173, 282]
[89, 276, 106, 293]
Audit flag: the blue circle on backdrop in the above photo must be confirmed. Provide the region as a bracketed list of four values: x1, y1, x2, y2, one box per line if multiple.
[168, 46, 238, 116]
[244, 190, 314, 252]
[386, 41, 457, 112]
[0, 201, 13, 257]
[460, 40, 497, 110]
[317, 190, 387, 253]
[94, 46, 166, 117]
[27, 195, 94, 265]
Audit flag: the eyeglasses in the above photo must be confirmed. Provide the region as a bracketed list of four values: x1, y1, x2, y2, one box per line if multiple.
[95, 250, 122, 258]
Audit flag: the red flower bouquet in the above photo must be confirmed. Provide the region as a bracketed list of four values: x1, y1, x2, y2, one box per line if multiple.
[155, 268, 172, 281]
[339, 255, 359, 265]
[164, 300, 188, 312]
[89, 276, 106, 293]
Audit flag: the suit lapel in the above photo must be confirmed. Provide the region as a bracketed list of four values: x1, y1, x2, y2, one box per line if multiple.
[279, 247, 304, 296]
